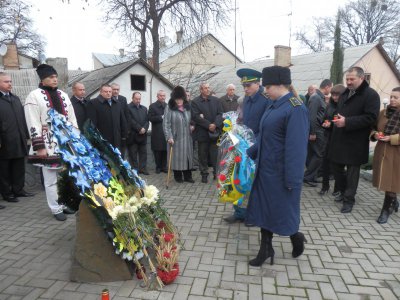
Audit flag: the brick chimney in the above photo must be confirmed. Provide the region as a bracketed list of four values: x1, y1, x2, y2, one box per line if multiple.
[3, 43, 19, 70]
[274, 45, 291, 67]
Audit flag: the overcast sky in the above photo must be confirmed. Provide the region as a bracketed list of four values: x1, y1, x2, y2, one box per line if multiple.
[28, 0, 349, 70]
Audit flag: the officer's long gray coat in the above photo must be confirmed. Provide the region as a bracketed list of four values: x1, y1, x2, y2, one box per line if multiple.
[163, 105, 193, 171]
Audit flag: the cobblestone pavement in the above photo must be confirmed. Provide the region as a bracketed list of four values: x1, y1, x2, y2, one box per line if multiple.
[0, 172, 399, 300]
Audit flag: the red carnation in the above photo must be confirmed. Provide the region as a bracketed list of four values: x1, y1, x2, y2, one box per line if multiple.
[233, 179, 240, 185]
[219, 174, 226, 181]
[228, 146, 234, 151]
[234, 156, 241, 163]
[219, 160, 226, 166]
[157, 221, 166, 229]
[163, 233, 174, 243]
[216, 184, 221, 188]
[163, 251, 171, 258]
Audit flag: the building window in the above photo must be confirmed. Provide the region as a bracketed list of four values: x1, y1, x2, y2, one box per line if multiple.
[130, 75, 146, 91]
[364, 73, 371, 84]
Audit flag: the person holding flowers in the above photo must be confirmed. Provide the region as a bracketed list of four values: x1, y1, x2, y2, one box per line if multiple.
[246, 66, 309, 266]
[371, 87, 400, 224]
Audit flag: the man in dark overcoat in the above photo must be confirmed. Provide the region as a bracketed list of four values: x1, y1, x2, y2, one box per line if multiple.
[0, 72, 32, 209]
[246, 66, 309, 266]
[223, 69, 270, 226]
[87, 84, 127, 150]
[111, 83, 130, 158]
[329, 67, 380, 213]
[148, 90, 167, 173]
[191, 83, 223, 183]
[70, 82, 88, 131]
[127, 92, 150, 175]
[219, 83, 239, 113]
[303, 79, 332, 186]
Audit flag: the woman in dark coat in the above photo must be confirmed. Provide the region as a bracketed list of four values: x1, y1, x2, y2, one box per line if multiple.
[163, 86, 194, 183]
[371, 87, 400, 224]
[246, 66, 309, 266]
[320, 84, 346, 196]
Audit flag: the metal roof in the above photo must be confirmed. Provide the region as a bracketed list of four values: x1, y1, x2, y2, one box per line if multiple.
[185, 43, 382, 97]
[92, 53, 132, 67]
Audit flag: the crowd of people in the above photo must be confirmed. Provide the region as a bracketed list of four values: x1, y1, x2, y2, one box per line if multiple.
[0, 62, 399, 267]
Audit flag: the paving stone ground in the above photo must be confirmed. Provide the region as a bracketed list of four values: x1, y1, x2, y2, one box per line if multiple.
[0, 171, 399, 300]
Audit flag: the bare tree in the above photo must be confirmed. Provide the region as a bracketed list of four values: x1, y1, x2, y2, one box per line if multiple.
[295, 18, 332, 53]
[296, 0, 400, 68]
[97, 0, 231, 71]
[0, 0, 46, 58]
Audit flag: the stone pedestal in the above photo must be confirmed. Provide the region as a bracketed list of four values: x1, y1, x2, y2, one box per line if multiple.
[70, 201, 134, 282]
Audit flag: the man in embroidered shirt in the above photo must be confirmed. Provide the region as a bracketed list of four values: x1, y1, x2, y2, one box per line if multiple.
[24, 64, 78, 221]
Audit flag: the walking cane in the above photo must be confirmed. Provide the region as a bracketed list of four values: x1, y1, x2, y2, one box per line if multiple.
[166, 144, 173, 189]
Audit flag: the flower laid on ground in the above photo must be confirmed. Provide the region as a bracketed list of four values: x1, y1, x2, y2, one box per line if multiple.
[49, 109, 180, 289]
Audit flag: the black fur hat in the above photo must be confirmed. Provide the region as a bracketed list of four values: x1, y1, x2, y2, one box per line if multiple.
[36, 64, 58, 80]
[170, 85, 187, 101]
[262, 66, 291, 86]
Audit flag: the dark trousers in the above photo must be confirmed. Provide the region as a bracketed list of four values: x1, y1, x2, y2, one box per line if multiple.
[198, 141, 218, 176]
[192, 140, 199, 168]
[128, 143, 147, 172]
[332, 163, 360, 205]
[304, 132, 325, 181]
[120, 144, 128, 160]
[153, 150, 167, 171]
[0, 157, 25, 198]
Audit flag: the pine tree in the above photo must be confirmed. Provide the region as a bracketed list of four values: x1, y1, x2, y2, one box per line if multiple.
[330, 14, 344, 84]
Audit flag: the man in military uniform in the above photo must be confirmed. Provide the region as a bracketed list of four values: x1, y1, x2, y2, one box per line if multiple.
[223, 68, 270, 226]
[246, 66, 309, 266]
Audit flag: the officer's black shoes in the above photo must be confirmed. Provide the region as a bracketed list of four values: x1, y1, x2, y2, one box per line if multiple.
[303, 179, 317, 187]
[201, 175, 208, 183]
[249, 229, 274, 266]
[340, 202, 353, 213]
[290, 232, 307, 258]
[54, 212, 67, 221]
[332, 191, 340, 197]
[184, 178, 195, 183]
[0, 204, 5, 209]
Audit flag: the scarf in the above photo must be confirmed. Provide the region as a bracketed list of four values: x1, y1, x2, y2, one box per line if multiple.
[384, 105, 400, 136]
[39, 84, 64, 115]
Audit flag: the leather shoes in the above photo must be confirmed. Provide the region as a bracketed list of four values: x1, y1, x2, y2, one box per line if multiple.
[223, 215, 243, 224]
[303, 180, 317, 187]
[332, 191, 340, 197]
[155, 168, 161, 174]
[334, 193, 344, 202]
[201, 175, 208, 183]
[54, 212, 67, 221]
[161, 169, 168, 173]
[139, 170, 150, 175]
[3, 195, 19, 202]
[14, 190, 34, 197]
[341, 203, 353, 213]
[63, 207, 76, 214]
[244, 222, 255, 227]
[0, 204, 5, 209]
[184, 178, 195, 183]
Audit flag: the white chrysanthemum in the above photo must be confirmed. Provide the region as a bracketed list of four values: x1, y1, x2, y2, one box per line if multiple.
[144, 185, 159, 201]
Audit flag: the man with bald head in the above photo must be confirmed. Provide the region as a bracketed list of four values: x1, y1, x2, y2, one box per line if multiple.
[70, 82, 88, 131]
[220, 84, 239, 113]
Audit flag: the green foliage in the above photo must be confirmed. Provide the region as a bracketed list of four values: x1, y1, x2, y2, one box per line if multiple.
[330, 14, 344, 84]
